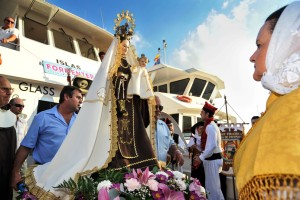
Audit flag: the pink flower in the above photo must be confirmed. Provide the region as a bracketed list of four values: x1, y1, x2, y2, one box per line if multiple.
[131, 167, 155, 185]
[124, 178, 141, 191]
[147, 179, 159, 191]
[158, 183, 184, 200]
[98, 188, 110, 200]
[189, 179, 205, 197]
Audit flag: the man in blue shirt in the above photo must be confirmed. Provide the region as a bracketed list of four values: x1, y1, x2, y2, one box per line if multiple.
[155, 95, 184, 167]
[11, 86, 82, 189]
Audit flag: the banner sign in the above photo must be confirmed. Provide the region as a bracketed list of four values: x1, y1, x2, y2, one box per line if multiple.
[42, 61, 95, 80]
[219, 123, 244, 171]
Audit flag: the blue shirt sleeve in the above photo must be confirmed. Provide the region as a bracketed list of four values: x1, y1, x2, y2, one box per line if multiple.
[20, 113, 44, 149]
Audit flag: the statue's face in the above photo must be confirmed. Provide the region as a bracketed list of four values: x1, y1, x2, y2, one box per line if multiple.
[77, 79, 88, 89]
[121, 40, 129, 56]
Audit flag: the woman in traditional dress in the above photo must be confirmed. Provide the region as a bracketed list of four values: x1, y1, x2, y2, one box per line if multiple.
[25, 11, 157, 199]
[234, 2, 300, 199]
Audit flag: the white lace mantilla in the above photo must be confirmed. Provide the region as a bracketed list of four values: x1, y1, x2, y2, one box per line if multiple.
[262, 2, 300, 95]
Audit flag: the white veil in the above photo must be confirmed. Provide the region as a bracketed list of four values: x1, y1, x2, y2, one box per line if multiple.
[261, 1, 300, 94]
[26, 38, 146, 198]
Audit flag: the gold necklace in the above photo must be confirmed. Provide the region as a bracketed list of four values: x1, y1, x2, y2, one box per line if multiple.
[120, 59, 129, 68]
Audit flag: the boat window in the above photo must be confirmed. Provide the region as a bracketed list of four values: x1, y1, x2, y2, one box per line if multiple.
[77, 38, 97, 61]
[52, 29, 76, 54]
[37, 100, 57, 113]
[158, 84, 167, 93]
[203, 82, 215, 100]
[24, 18, 48, 44]
[170, 114, 179, 124]
[189, 78, 206, 97]
[153, 86, 158, 92]
[182, 116, 192, 133]
[197, 117, 202, 122]
[170, 78, 190, 95]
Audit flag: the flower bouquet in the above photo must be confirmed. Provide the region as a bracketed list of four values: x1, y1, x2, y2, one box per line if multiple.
[55, 166, 207, 200]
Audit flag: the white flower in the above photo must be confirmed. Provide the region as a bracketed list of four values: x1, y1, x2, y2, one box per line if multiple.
[200, 186, 206, 195]
[172, 171, 185, 180]
[155, 171, 169, 178]
[97, 180, 112, 191]
[175, 179, 187, 191]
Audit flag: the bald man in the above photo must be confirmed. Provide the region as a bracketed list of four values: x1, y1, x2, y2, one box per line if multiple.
[0, 76, 16, 200]
[9, 97, 27, 148]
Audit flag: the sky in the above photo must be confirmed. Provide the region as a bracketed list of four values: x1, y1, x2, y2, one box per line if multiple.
[48, 0, 294, 129]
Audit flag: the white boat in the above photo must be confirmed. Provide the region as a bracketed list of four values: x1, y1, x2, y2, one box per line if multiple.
[0, 0, 113, 125]
[148, 63, 236, 138]
[149, 63, 239, 200]
[1, 1, 238, 199]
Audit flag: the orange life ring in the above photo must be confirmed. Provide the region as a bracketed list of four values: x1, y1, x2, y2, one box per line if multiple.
[176, 95, 192, 103]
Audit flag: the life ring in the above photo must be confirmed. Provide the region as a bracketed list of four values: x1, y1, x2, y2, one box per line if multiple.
[176, 95, 192, 103]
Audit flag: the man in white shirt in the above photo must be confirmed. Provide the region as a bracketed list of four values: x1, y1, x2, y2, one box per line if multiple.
[9, 97, 28, 177]
[193, 102, 224, 200]
[0, 17, 19, 49]
[9, 98, 27, 148]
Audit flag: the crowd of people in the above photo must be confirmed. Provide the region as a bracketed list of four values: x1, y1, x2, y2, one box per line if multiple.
[1, 1, 300, 199]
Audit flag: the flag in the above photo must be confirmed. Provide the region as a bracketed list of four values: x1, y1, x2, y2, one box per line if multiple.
[154, 53, 160, 65]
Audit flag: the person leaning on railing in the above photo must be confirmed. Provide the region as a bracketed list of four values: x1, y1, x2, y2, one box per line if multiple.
[0, 17, 19, 49]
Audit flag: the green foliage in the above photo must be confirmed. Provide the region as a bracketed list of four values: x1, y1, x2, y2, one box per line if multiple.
[54, 168, 130, 199]
[54, 176, 97, 199]
[94, 168, 130, 183]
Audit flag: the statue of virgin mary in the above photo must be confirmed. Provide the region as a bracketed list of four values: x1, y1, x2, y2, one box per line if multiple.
[25, 10, 158, 199]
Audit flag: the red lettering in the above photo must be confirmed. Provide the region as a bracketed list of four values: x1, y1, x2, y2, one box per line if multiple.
[46, 64, 51, 69]
[52, 65, 58, 71]
[59, 67, 64, 73]
[75, 71, 81, 76]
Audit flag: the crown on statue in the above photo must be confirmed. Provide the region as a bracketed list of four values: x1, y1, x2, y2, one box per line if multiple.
[114, 10, 135, 41]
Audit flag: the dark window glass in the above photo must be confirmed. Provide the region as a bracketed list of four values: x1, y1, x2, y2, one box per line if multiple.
[203, 82, 215, 100]
[170, 78, 190, 95]
[171, 114, 179, 124]
[189, 78, 206, 97]
[197, 117, 202, 122]
[37, 100, 57, 113]
[24, 18, 48, 44]
[153, 86, 158, 92]
[158, 84, 167, 93]
[77, 38, 97, 61]
[183, 115, 192, 138]
[52, 29, 75, 53]
[182, 115, 192, 133]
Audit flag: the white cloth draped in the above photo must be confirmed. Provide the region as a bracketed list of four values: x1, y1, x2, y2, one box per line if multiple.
[127, 66, 154, 99]
[261, 1, 300, 94]
[0, 109, 15, 127]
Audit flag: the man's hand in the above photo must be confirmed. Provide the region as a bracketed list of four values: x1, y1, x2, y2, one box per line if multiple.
[11, 170, 22, 190]
[174, 150, 184, 166]
[193, 155, 202, 169]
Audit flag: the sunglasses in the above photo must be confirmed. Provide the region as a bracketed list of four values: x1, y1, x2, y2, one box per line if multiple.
[5, 19, 14, 24]
[155, 105, 163, 111]
[13, 104, 25, 108]
[0, 87, 14, 93]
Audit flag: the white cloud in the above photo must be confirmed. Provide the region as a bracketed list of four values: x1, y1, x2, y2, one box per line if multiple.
[222, 1, 229, 9]
[132, 31, 151, 56]
[170, 0, 277, 129]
